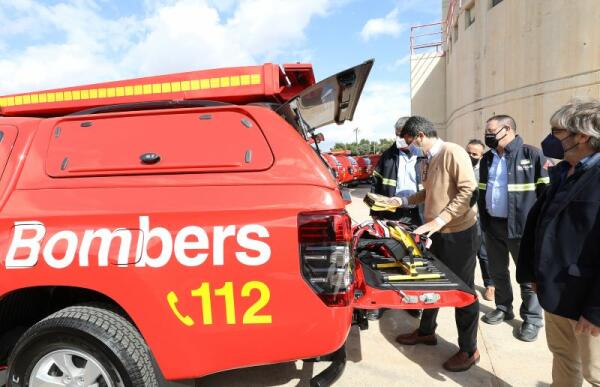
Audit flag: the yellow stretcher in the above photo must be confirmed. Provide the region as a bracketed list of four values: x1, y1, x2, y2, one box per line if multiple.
[375, 223, 444, 282]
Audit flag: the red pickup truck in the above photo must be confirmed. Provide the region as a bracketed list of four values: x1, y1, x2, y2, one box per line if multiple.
[0, 60, 475, 387]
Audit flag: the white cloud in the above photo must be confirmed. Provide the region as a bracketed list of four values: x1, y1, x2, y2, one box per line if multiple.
[320, 80, 411, 151]
[0, 0, 333, 94]
[360, 7, 405, 41]
[386, 54, 411, 71]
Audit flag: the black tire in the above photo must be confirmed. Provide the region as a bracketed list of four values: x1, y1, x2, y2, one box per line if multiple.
[7, 306, 158, 387]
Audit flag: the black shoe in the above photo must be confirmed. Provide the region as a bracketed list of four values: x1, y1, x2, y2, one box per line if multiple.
[516, 322, 540, 342]
[406, 309, 422, 319]
[482, 308, 515, 325]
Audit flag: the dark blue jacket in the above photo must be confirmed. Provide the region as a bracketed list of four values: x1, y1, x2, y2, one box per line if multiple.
[517, 155, 600, 326]
[477, 136, 549, 239]
[370, 144, 424, 220]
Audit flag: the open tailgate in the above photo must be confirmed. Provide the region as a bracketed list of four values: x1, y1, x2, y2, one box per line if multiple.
[352, 234, 477, 311]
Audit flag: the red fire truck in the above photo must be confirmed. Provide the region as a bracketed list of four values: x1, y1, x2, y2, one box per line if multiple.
[0, 60, 475, 387]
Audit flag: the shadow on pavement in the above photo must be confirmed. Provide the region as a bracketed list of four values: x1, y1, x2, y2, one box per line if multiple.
[378, 309, 512, 387]
[195, 361, 315, 387]
[195, 325, 365, 386]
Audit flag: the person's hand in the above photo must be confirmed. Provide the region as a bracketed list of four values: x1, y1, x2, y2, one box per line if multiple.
[389, 197, 404, 207]
[413, 219, 443, 237]
[575, 316, 600, 337]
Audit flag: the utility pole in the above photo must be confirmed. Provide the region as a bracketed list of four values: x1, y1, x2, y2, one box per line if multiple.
[353, 127, 359, 145]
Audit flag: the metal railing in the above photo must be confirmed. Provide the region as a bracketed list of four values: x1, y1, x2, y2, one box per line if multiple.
[410, 22, 444, 55]
[409, 0, 460, 55]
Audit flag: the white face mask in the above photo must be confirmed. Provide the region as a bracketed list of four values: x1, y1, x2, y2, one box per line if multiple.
[396, 136, 408, 149]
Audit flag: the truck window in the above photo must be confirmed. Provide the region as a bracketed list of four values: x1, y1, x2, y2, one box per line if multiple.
[0, 125, 18, 180]
[45, 109, 274, 177]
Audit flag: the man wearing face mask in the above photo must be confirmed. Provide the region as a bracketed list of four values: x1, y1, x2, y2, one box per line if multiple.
[466, 139, 495, 301]
[477, 115, 549, 342]
[371, 116, 423, 224]
[393, 116, 480, 372]
[517, 100, 600, 386]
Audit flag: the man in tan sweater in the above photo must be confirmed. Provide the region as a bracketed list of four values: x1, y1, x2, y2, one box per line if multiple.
[393, 116, 481, 372]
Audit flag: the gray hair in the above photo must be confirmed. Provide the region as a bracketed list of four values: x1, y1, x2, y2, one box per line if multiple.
[394, 116, 411, 131]
[550, 99, 600, 150]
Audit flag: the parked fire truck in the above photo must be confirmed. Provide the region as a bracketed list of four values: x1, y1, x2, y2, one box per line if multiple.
[0, 60, 475, 387]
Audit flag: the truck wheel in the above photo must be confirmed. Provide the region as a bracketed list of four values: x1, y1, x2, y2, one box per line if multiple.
[7, 306, 158, 387]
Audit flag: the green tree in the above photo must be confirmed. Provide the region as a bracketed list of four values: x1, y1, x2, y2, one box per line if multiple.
[331, 138, 393, 154]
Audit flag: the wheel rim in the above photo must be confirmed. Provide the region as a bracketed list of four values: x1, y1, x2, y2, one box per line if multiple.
[28, 349, 113, 387]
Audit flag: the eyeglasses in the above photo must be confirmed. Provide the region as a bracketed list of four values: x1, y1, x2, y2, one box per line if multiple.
[551, 127, 568, 136]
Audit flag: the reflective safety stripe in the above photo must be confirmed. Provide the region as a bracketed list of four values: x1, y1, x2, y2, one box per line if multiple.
[478, 183, 487, 190]
[382, 178, 396, 187]
[508, 183, 536, 192]
[372, 170, 396, 187]
[536, 177, 550, 185]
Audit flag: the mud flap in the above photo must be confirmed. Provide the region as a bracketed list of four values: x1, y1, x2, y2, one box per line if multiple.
[308, 344, 346, 387]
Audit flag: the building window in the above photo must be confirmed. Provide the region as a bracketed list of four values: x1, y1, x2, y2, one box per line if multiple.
[491, 0, 503, 7]
[465, 8, 475, 28]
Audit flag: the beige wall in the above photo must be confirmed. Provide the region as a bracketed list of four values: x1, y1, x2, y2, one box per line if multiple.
[412, 0, 600, 148]
[411, 53, 446, 137]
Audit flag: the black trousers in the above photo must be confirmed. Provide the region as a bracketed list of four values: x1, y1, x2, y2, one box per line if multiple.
[476, 218, 493, 287]
[418, 224, 480, 353]
[484, 217, 543, 326]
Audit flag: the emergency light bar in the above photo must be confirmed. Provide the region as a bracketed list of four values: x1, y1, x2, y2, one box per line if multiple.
[0, 63, 316, 117]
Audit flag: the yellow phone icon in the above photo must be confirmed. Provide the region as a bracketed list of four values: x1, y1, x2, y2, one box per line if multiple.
[167, 291, 195, 327]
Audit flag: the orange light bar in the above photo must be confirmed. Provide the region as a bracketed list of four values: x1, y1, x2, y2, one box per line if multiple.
[0, 63, 315, 117]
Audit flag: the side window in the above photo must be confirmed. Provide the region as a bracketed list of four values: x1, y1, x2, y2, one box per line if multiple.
[0, 125, 18, 180]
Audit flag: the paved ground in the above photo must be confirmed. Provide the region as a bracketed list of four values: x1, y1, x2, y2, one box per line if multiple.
[195, 185, 583, 387]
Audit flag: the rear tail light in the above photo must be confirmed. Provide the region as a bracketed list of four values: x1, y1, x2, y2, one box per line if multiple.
[298, 210, 352, 306]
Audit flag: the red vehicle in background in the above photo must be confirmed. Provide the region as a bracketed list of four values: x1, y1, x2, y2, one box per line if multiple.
[330, 151, 354, 185]
[346, 156, 361, 184]
[354, 156, 370, 182]
[321, 153, 346, 183]
[367, 154, 381, 170]
[364, 156, 374, 177]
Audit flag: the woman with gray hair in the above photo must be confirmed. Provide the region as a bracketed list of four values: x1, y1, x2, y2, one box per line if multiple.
[517, 99, 600, 386]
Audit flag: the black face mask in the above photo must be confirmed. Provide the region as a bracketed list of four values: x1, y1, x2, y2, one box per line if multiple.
[470, 156, 479, 167]
[484, 126, 507, 149]
[541, 133, 578, 159]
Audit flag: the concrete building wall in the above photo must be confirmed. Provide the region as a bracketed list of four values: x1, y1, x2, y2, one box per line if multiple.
[412, 0, 600, 148]
[411, 53, 446, 137]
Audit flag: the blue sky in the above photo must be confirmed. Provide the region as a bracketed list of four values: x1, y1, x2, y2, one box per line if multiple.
[0, 0, 441, 149]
